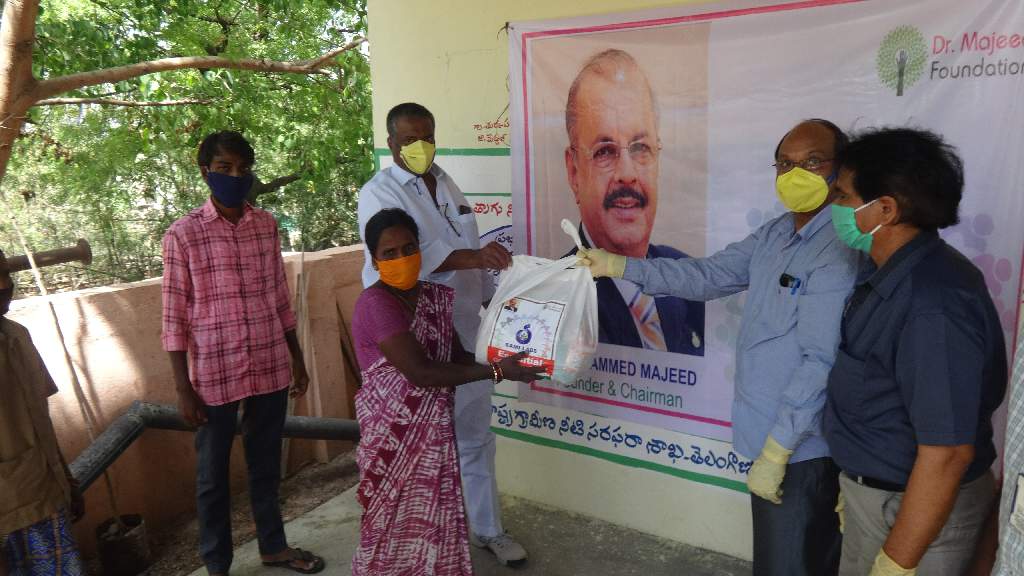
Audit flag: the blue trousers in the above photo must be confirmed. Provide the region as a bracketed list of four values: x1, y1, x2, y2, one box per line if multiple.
[751, 457, 841, 576]
[195, 388, 289, 574]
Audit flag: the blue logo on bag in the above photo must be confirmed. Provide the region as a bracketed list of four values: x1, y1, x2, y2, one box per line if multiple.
[516, 324, 533, 345]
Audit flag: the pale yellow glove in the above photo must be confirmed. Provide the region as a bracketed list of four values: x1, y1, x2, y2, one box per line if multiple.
[577, 248, 626, 278]
[869, 549, 916, 576]
[835, 488, 845, 534]
[746, 436, 792, 504]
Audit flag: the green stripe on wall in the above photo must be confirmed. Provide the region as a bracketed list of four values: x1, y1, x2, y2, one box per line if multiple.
[492, 427, 749, 494]
[373, 147, 511, 171]
[374, 147, 511, 157]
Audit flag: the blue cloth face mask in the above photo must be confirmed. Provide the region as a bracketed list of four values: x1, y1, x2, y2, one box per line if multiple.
[831, 199, 882, 253]
[206, 171, 254, 208]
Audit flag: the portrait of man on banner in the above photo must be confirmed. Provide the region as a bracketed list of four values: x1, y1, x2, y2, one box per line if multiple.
[524, 31, 708, 356]
[556, 46, 707, 356]
[521, 23, 723, 437]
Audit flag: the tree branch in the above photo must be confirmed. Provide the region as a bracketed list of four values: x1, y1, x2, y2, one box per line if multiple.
[78, 89, 126, 99]
[250, 174, 301, 199]
[0, 1, 42, 169]
[197, 14, 237, 27]
[32, 36, 366, 101]
[200, 7, 235, 56]
[305, 36, 367, 69]
[35, 97, 213, 107]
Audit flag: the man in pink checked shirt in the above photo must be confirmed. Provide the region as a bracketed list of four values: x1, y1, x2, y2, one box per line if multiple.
[161, 131, 324, 575]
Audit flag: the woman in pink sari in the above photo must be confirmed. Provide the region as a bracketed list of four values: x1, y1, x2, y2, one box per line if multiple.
[351, 209, 542, 576]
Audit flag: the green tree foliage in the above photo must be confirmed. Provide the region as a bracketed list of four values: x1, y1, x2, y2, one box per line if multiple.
[2, 0, 371, 292]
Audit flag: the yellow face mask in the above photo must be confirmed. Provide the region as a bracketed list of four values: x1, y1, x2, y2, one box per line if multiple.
[377, 252, 422, 291]
[775, 167, 830, 213]
[399, 140, 436, 175]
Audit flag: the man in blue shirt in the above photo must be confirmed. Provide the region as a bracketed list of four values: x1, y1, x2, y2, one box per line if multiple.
[823, 128, 1006, 576]
[583, 119, 861, 575]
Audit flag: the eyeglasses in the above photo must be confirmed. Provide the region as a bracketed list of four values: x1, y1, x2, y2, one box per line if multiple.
[571, 139, 661, 170]
[439, 202, 462, 238]
[773, 158, 833, 173]
[411, 178, 463, 237]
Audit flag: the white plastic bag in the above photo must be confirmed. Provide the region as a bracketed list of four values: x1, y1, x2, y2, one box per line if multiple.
[475, 253, 598, 382]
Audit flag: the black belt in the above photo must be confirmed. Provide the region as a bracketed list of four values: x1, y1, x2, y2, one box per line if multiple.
[852, 468, 987, 494]
[852, 475, 905, 492]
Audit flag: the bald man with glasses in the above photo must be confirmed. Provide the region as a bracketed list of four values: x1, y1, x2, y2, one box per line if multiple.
[582, 118, 864, 575]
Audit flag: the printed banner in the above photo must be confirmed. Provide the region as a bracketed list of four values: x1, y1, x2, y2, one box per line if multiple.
[490, 391, 752, 491]
[507, 0, 1024, 444]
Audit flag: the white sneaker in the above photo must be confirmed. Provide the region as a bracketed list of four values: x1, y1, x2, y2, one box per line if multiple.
[470, 532, 528, 566]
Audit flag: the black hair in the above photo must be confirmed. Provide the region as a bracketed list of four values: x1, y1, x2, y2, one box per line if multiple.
[774, 118, 849, 161]
[364, 208, 420, 257]
[386, 103, 435, 137]
[839, 128, 963, 231]
[197, 130, 255, 168]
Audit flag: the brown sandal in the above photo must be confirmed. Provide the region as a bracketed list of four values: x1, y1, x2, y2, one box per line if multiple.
[261, 548, 325, 574]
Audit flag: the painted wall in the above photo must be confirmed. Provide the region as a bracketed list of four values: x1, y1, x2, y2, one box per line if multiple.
[7, 245, 365, 555]
[365, 0, 755, 560]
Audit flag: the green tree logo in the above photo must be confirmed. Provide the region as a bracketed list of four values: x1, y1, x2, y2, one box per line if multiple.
[878, 26, 928, 96]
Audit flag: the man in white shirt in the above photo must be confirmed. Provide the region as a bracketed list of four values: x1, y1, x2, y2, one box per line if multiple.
[357, 102, 527, 566]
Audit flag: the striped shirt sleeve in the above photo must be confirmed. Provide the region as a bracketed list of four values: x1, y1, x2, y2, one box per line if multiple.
[271, 224, 297, 333]
[161, 228, 191, 352]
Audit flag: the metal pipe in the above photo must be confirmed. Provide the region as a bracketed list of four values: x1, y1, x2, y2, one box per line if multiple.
[69, 401, 360, 491]
[281, 415, 361, 440]
[8, 239, 92, 272]
[68, 412, 147, 492]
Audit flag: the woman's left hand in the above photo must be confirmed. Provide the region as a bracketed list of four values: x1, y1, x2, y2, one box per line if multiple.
[498, 352, 549, 382]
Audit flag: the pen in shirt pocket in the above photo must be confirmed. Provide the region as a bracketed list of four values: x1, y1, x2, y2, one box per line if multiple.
[779, 273, 802, 295]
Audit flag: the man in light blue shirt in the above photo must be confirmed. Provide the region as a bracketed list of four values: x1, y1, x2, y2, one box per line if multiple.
[582, 119, 862, 576]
